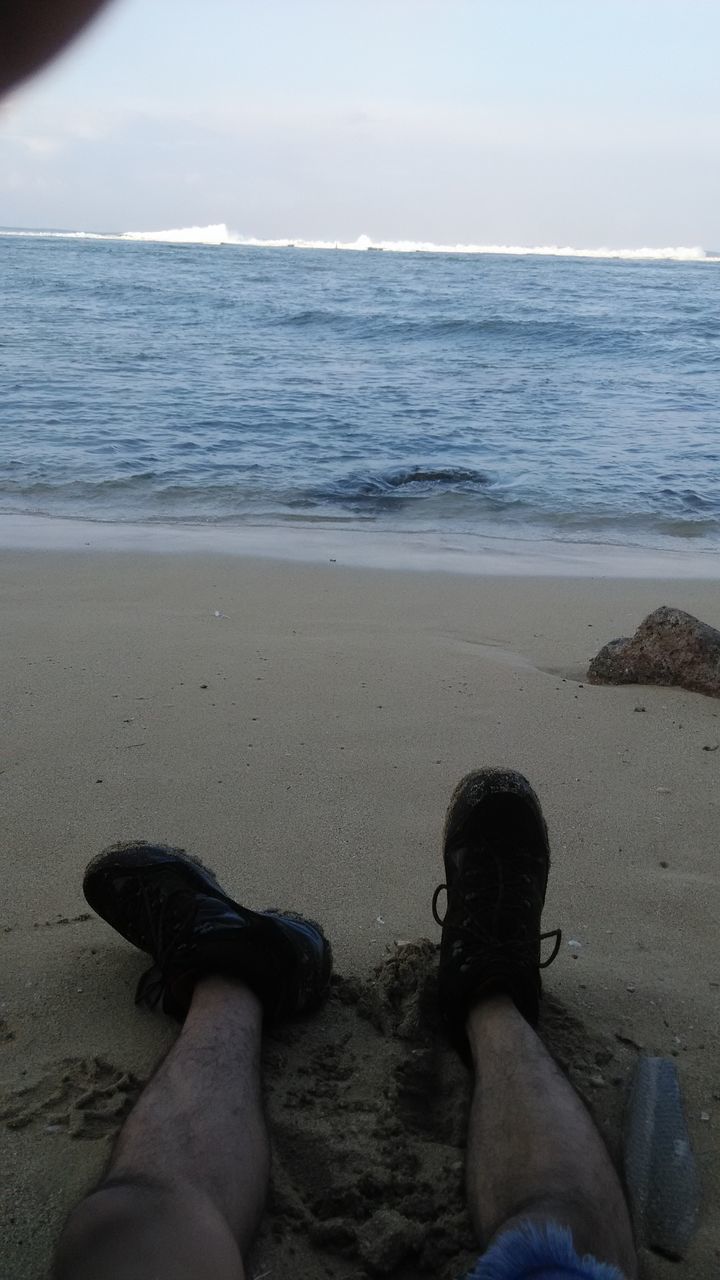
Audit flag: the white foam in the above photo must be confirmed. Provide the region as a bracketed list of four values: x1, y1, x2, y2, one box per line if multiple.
[234, 233, 719, 263]
[121, 222, 231, 245]
[0, 228, 110, 240]
[2, 225, 719, 262]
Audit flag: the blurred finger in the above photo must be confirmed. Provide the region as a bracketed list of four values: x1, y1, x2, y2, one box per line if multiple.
[0, 0, 113, 96]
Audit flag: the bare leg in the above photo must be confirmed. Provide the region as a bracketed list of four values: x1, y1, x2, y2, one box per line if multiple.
[54, 976, 269, 1280]
[466, 996, 637, 1277]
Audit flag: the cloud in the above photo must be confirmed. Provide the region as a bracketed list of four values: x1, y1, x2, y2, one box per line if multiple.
[3, 80, 719, 166]
[0, 167, 49, 192]
[14, 134, 63, 155]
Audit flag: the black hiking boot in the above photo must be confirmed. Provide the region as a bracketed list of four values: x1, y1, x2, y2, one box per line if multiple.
[433, 768, 561, 1057]
[84, 842, 332, 1021]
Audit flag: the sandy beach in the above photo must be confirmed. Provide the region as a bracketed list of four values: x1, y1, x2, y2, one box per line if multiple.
[1, 544, 719, 1278]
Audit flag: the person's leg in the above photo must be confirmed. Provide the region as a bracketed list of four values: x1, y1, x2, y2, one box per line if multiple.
[53, 841, 332, 1280]
[55, 977, 267, 1280]
[433, 769, 637, 1279]
[465, 995, 636, 1277]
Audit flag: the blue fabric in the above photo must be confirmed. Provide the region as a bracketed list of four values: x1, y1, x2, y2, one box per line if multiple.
[466, 1221, 627, 1280]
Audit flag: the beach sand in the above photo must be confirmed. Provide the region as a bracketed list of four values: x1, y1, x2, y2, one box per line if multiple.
[1, 549, 718, 1278]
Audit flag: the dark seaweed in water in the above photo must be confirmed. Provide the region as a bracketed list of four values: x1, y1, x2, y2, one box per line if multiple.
[299, 466, 495, 514]
[371, 466, 490, 490]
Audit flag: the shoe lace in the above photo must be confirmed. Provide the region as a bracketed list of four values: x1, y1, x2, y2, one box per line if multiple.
[431, 882, 562, 969]
[134, 885, 199, 1009]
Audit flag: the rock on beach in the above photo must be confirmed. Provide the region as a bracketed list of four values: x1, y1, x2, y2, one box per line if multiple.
[588, 606, 720, 697]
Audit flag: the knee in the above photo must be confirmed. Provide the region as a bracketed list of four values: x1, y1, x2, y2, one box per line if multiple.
[53, 1177, 168, 1275]
[53, 1174, 243, 1280]
[493, 1194, 636, 1280]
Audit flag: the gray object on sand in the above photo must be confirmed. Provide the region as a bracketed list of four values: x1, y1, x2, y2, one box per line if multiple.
[623, 1055, 700, 1259]
[588, 606, 720, 697]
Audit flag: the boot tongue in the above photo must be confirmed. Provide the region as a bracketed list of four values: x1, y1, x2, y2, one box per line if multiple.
[135, 963, 164, 1009]
[134, 962, 197, 1021]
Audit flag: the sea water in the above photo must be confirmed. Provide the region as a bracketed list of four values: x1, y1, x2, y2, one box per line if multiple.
[2, 228, 720, 550]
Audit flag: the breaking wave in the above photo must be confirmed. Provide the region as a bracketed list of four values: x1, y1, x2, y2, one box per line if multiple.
[121, 223, 231, 245]
[0, 227, 110, 240]
[1, 225, 718, 262]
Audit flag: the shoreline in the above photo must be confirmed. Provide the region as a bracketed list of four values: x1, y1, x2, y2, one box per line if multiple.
[2, 512, 720, 578]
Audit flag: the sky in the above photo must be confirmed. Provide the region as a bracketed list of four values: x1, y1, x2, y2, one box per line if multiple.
[1, 0, 719, 248]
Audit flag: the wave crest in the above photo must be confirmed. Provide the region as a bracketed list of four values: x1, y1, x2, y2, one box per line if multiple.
[121, 223, 232, 245]
[237, 233, 717, 262]
[2, 225, 718, 261]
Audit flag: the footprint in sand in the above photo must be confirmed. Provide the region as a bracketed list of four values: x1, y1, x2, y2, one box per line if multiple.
[0, 1055, 141, 1140]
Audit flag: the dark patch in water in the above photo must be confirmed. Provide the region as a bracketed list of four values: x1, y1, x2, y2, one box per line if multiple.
[304, 466, 495, 512]
[379, 466, 490, 489]
[658, 487, 712, 511]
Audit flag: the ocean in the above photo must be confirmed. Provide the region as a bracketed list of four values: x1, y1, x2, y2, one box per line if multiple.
[3, 227, 720, 552]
